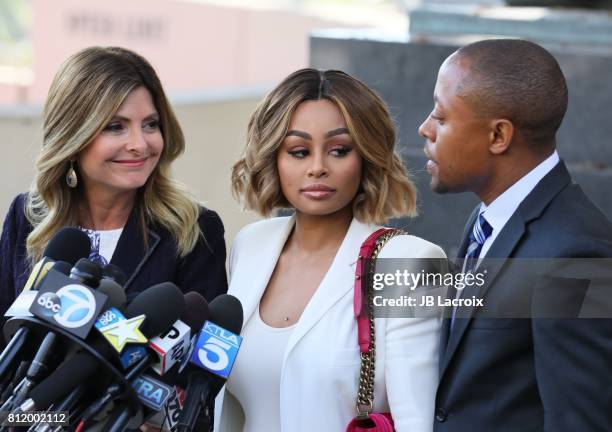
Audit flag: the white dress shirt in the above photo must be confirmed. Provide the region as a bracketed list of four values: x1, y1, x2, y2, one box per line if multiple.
[479, 151, 560, 258]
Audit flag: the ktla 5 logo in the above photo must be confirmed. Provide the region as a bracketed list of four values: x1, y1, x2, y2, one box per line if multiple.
[190, 322, 242, 379]
[37, 285, 97, 329]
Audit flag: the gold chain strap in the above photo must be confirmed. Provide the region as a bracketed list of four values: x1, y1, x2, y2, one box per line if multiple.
[356, 229, 405, 418]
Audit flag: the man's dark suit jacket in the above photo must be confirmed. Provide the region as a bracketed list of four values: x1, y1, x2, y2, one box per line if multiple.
[435, 161, 612, 432]
[0, 193, 228, 319]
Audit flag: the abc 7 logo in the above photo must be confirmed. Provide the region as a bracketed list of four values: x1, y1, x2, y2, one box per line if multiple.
[37, 285, 97, 329]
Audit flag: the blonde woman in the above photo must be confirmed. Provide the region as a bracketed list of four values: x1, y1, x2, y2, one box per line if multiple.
[216, 69, 446, 432]
[0, 47, 227, 317]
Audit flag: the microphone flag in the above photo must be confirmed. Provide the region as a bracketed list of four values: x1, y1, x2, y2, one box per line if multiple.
[95, 307, 147, 352]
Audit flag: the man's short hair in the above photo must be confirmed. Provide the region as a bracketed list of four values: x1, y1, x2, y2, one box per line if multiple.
[455, 39, 568, 146]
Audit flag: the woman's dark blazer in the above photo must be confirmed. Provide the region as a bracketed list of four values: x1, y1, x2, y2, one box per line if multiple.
[0, 193, 228, 318]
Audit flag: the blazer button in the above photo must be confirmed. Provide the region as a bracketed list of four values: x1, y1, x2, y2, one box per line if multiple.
[435, 407, 447, 422]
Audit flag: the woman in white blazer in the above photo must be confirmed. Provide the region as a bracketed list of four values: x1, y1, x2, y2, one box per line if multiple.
[216, 69, 446, 432]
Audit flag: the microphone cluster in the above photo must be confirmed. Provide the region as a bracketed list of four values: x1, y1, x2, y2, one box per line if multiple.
[0, 227, 243, 432]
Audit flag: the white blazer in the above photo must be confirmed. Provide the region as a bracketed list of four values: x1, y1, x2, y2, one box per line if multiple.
[215, 216, 446, 432]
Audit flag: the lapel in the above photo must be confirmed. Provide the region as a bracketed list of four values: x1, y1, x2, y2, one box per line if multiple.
[282, 218, 375, 365]
[234, 216, 297, 329]
[440, 161, 572, 379]
[110, 206, 161, 291]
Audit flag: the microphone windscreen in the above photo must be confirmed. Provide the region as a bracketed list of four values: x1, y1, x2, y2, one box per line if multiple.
[124, 282, 186, 338]
[209, 294, 244, 334]
[71, 258, 102, 282]
[97, 279, 127, 310]
[50, 260, 72, 275]
[29, 351, 98, 409]
[183, 292, 211, 332]
[43, 227, 91, 265]
[102, 263, 127, 286]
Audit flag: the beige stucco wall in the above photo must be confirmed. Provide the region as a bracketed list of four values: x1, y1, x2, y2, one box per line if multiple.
[13, 0, 347, 105]
[0, 90, 266, 249]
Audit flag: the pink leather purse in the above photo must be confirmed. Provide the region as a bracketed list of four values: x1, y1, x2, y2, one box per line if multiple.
[346, 228, 403, 432]
[346, 413, 395, 432]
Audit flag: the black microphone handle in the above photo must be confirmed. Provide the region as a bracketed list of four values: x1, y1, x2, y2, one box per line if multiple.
[0, 327, 30, 383]
[26, 332, 57, 380]
[103, 404, 135, 432]
[77, 382, 122, 428]
[174, 372, 215, 432]
[125, 352, 155, 383]
[79, 341, 186, 429]
[11, 332, 58, 408]
[0, 360, 29, 403]
[33, 385, 87, 432]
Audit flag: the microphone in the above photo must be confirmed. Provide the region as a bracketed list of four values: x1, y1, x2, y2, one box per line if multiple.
[69, 258, 103, 288]
[118, 291, 207, 415]
[3, 331, 59, 410]
[0, 229, 90, 382]
[116, 282, 188, 370]
[181, 292, 211, 334]
[27, 263, 109, 340]
[78, 292, 211, 430]
[102, 402, 138, 432]
[22, 227, 91, 292]
[102, 264, 127, 287]
[149, 291, 211, 376]
[33, 385, 87, 432]
[49, 260, 72, 276]
[18, 283, 185, 415]
[97, 279, 127, 313]
[2, 261, 108, 410]
[0, 328, 30, 385]
[93, 274, 133, 367]
[0, 360, 29, 404]
[3, 261, 72, 321]
[175, 294, 244, 432]
[35, 286, 189, 431]
[150, 292, 211, 431]
[16, 352, 99, 414]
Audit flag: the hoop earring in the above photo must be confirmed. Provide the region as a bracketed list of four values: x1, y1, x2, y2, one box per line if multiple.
[66, 161, 78, 188]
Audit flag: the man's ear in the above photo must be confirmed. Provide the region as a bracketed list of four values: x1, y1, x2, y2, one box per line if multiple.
[489, 119, 513, 155]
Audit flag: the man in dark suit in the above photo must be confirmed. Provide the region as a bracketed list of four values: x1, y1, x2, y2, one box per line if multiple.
[419, 39, 612, 431]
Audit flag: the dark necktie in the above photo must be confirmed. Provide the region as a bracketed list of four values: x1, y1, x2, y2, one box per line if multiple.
[464, 213, 493, 273]
[450, 213, 493, 330]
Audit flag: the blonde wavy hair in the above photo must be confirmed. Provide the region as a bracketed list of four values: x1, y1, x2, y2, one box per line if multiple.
[26, 46, 201, 262]
[232, 68, 417, 224]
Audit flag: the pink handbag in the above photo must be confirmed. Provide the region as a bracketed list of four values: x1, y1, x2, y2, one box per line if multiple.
[346, 228, 403, 432]
[346, 413, 395, 432]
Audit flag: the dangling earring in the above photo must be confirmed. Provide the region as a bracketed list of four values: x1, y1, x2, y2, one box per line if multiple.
[66, 161, 78, 188]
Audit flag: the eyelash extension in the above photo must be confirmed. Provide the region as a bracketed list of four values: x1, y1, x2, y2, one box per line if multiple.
[287, 147, 352, 158]
[332, 147, 352, 156]
[288, 149, 308, 157]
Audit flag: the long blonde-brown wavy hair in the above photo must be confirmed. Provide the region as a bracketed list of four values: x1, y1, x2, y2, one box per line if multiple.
[232, 68, 417, 224]
[26, 46, 201, 263]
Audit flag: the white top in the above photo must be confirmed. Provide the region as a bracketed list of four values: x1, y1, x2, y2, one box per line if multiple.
[79, 227, 124, 266]
[479, 151, 560, 258]
[225, 308, 296, 432]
